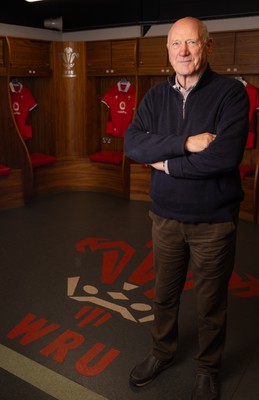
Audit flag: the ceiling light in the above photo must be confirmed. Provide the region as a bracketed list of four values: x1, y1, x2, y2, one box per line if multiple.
[25, 1, 45, 3]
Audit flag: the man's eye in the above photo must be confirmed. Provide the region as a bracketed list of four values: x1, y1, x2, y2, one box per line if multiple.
[187, 40, 199, 46]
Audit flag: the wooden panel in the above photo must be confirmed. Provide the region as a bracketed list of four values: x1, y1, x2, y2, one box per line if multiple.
[139, 37, 168, 67]
[239, 174, 258, 222]
[130, 163, 151, 201]
[17, 77, 56, 156]
[0, 36, 9, 75]
[32, 158, 130, 199]
[111, 39, 137, 73]
[86, 76, 102, 154]
[86, 39, 137, 76]
[86, 41, 111, 74]
[51, 41, 87, 159]
[0, 169, 24, 210]
[138, 36, 173, 75]
[0, 36, 7, 70]
[0, 37, 4, 66]
[209, 30, 259, 74]
[235, 30, 259, 67]
[209, 32, 235, 69]
[8, 37, 51, 77]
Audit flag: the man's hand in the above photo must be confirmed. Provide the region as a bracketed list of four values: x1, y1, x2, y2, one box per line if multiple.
[149, 161, 164, 171]
[185, 133, 216, 153]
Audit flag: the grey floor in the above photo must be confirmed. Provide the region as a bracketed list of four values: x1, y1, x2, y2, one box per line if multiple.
[0, 191, 258, 400]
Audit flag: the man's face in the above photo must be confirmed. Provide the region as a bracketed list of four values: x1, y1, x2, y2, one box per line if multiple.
[167, 19, 212, 79]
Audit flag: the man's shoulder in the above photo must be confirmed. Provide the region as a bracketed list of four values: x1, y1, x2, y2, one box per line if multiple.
[207, 67, 247, 91]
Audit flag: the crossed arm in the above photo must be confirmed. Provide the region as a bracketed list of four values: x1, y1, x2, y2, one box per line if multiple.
[150, 132, 216, 171]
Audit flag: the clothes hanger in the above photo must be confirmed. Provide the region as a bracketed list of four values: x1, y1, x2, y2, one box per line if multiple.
[120, 76, 128, 83]
[235, 76, 247, 86]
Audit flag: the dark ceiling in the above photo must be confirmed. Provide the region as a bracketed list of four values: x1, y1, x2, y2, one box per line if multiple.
[1, 0, 259, 33]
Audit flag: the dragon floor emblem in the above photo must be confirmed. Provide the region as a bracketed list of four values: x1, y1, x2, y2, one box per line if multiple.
[67, 237, 259, 325]
[68, 238, 155, 323]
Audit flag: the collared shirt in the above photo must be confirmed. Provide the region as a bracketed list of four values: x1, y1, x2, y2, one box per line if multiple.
[173, 76, 197, 99]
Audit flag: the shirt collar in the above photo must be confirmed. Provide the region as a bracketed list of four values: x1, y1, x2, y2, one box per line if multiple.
[173, 76, 197, 93]
[173, 66, 207, 93]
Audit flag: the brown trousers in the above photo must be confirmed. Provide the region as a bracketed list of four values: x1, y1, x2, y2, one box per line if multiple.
[149, 210, 237, 373]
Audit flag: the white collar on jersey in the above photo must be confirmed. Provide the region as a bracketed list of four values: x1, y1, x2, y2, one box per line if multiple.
[117, 81, 131, 92]
[9, 81, 23, 93]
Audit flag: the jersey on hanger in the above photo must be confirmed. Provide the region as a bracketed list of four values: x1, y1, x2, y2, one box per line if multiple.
[102, 81, 136, 138]
[9, 81, 38, 140]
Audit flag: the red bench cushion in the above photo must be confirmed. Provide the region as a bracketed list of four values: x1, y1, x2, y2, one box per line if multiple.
[89, 151, 123, 165]
[0, 164, 12, 175]
[30, 153, 56, 168]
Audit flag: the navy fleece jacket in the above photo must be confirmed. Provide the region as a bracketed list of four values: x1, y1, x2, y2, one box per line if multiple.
[124, 65, 249, 223]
